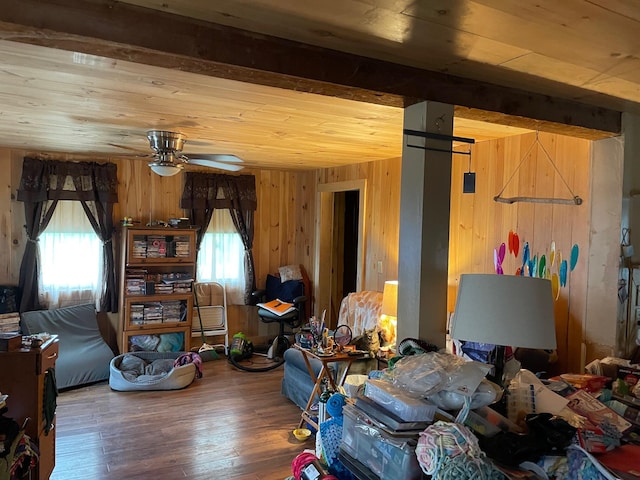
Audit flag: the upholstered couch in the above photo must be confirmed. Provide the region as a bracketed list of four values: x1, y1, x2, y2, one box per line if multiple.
[281, 347, 335, 410]
[281, 290, 386, 409]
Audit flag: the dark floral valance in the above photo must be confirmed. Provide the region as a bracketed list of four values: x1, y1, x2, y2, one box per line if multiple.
[180, 172, 257, 211]
[17, 157, 118, 203]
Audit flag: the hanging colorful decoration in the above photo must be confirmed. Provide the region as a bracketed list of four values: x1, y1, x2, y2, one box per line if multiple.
[570, 244, 579, 271]
[494, 242, 506, 274]
[493, 231, 580, 301]
[538, 255, 546, 278]
[528, 255, 536, 278]
[521, 242, 530, 276]
[559, 260, 568, 287]
[551, 273, 560, 300]
[499, 242, 506, 264]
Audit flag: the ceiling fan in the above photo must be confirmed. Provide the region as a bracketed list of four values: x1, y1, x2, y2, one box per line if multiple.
[144, 130, 243, 177]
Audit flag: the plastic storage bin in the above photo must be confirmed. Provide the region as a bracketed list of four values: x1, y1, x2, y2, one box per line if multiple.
[341, 404, 422, 480]
[364, 379, 437, 422]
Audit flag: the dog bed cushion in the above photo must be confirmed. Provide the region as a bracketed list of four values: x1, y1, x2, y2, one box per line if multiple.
[109, 351, 196, 391]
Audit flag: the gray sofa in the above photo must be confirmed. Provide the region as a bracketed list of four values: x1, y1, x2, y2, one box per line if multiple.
[20, 303, 115, 389]
[281, 348, 376, 410]
[281, 348, 334, 410]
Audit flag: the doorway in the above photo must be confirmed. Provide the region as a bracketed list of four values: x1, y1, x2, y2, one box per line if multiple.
[315, 180, 366, 328]
[331, 190, 359, 317]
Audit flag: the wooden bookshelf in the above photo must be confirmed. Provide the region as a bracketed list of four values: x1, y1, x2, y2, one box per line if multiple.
[118, 227, 196, 353]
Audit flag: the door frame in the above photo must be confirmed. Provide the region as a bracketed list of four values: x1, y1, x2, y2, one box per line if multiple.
[314, 179, 367, 324]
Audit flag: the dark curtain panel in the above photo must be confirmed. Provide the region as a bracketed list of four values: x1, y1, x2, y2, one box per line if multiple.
[16, 157, 119, 312]
[17, 200, 58, 312]
[188, 207, 215, 251]
[181, 172, 257, 303]
[220, 175, 257, 304]
[70, 166, 119, 312]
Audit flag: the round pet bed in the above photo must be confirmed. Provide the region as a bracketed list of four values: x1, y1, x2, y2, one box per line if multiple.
[109, 351, 197, 391]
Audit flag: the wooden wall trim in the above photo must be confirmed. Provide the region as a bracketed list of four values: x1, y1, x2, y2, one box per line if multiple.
[0, 0, 621, 138]
[314, 179, 367, 324]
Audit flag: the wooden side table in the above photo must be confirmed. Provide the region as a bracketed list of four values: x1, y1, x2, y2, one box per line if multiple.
[0, 335, 59, 480]
[293, 344, 366, 430]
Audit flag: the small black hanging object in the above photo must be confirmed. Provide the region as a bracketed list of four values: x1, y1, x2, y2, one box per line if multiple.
[463, 147, 475, 194]
[463, 172, 476, 193]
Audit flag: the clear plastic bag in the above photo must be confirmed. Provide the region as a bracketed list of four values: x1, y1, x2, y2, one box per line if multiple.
[382, 351, 487, 398]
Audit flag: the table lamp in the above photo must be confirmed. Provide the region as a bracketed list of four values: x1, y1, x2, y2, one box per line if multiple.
[381, 280, 398, 349]
[450, 274, 556, 384]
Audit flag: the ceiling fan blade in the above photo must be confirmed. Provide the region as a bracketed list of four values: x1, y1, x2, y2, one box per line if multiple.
[188, 158, 244, 171]
[187, 154, 243, 163]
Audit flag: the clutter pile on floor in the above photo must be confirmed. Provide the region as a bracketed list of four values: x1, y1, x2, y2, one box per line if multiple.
[284, 348, 640, 480]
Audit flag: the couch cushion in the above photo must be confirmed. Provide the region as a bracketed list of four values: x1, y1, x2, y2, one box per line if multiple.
[281, 348, 337, 410]
[20, 303, 115, 389]
[283, 347, 334, 376]
[265, 274, 303, 302]
[279, 264, 303, 282]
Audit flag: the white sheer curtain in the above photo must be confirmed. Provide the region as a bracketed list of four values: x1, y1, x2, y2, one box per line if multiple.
[196, 209, 245, 304]
[39, 200, 102, 309]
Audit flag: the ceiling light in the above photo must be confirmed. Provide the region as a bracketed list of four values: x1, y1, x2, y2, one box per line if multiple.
[148, 162, 183, 177]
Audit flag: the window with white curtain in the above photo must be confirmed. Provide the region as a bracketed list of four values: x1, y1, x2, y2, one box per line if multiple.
[196, 209, 245, 304]
[39, 200, 102, 309]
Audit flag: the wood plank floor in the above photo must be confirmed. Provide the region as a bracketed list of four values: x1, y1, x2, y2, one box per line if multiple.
[50, 357, 309, 480]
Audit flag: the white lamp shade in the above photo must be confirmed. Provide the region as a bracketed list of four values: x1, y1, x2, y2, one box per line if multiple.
[148, 163, 183, 176]
[382, 280, 398, 317]
[451, 274, 556, 349]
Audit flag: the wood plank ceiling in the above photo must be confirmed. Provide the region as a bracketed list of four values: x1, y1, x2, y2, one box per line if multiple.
[0, 0, 636, 171]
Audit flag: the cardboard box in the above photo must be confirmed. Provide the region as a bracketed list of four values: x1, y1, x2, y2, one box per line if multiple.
[0, 332, 22, 351]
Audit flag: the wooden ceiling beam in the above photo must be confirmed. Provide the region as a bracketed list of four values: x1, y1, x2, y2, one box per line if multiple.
[0, 0, 620, 138]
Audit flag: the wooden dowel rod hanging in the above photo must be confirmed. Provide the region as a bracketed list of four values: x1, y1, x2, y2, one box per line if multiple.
[494, 195, 583, 205]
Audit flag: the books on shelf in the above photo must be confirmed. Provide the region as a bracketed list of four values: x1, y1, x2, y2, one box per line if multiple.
[257, 299, 296, 316]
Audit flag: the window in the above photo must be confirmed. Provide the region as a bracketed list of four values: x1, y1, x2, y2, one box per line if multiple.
[39, 201, 102, 309]
[197, 209, 245, 304]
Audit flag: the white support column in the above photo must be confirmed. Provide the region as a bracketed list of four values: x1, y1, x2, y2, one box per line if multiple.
[397, 101, 454, 349]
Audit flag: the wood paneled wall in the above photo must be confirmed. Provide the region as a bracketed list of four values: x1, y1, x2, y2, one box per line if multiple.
[322, 131, 594, 373]
[0, 149, 28, 286]
[450, 132, 591, 373]
[0, 131, 618, 372]
[318, 158, 402, 292]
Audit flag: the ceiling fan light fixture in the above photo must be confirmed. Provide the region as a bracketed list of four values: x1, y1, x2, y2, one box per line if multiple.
[141, 129, 243, 173]
[148, 162, 184, 177]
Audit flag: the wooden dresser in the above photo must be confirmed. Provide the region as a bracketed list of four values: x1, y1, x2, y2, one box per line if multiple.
[0, 335, 59, 480]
